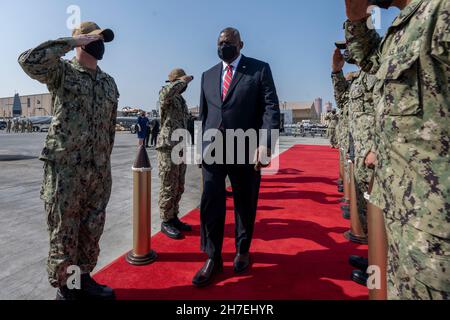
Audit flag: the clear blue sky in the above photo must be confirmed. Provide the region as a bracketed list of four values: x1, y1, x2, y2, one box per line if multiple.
[0, 0, 399, 111]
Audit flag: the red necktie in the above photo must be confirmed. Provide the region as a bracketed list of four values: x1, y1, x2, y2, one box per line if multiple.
[222, 65, 233, 101]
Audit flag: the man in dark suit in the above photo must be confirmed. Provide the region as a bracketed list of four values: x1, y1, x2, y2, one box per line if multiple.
[193, 27, 280, 287]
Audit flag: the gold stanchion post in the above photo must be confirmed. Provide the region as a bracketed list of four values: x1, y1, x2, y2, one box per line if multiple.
[343, 158, 351, 202]
[365, 177, 388, 300]
[345, 160, 367, 243]
[126, 145, 158, 265]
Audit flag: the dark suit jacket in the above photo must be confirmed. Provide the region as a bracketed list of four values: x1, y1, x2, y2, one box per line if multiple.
[199, 55, 280, 150]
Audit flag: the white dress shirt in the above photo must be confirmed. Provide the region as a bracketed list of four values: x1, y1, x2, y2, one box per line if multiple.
[221, 54, 242, 93]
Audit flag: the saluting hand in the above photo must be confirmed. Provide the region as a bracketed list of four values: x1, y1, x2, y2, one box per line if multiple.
[73, 34, 104, 47]
[180, 75, 194, 83]
[332, 48, 345, 73]
[344, 0, 371, 22]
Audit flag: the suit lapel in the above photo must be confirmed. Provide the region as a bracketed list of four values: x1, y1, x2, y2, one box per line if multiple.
[222, 56, 247, 104]
[211, 63, 223, 105]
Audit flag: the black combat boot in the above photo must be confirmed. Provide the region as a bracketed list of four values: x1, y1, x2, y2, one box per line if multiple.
[342, 210, 351, 220]
[173, 217, 192, 232]
[56, 286, 81, 301]
[351, 270, 369, 287]
[79, 274, 115, 300]
[349, 255, 369, 271]
[161, 220, 183, 239]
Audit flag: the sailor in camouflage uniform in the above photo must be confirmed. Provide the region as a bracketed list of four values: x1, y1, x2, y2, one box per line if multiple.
[13, 119, 19, 133]
[348, 69, 377, 236]
[332, 54, 358, 212]
[325, 110, 339, 148]
[157, 68, 194, 240]
[345, 0, 450, 299]
[21, 119, 27, 133]
[18, 22, 119, 300]
[334, 46, 378, 238]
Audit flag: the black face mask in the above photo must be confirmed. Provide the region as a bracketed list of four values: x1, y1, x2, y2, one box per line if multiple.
[218, 44, 238, 63]
[369, 0, 394, 9]
[343, 50, 357, 65]
[180, 86, 187, 94]
[83, 40, 105, 61]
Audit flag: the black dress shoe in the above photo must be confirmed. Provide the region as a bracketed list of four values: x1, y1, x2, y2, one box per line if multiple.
[79, 274, 115, 300]
[161, 221, 183, 239]
[349, 255, 369, 271]
[351, 270, 368, 287]
[192, 258, 223, 288]
[234, 253, 251, 274]
[173, 217, 192, 232]
[344, 230, 368, 245]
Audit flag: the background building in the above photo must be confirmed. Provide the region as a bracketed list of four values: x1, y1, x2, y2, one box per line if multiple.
[280, 101, 321, 125]
[189, 106, 200, 117]
[0, 93, 52, 118]
[314, 98, 323, 117]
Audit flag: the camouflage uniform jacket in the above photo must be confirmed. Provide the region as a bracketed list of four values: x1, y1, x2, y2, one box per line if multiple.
[325, 112, 331, 127]
[348, 70, 377, 159]
[18, 38, 119, 167]
[345, 0, 450, 238]
[156, 80, 189, 150]
[332, 71, 350, 152]
[325, 112, 338, 129]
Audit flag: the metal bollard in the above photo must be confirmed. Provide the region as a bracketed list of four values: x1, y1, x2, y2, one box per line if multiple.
[343, 157, 351, 203]
[365, 177, 388, 300]
[126, 145, 158, 266]
[346, 160, 368, 243]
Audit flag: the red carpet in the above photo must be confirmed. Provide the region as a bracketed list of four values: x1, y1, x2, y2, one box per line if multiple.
[94, 145, 368, 300]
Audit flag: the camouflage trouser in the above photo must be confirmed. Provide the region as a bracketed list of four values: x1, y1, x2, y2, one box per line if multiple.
[41, 161, 112, 288]
[328, 128, 337, 147]
[366, 169, 387, 210]
[353, 157, 372, 235]
[385, 217, 450, 300]
[340, 148, 350, 181]
[157, 150, 187, 222]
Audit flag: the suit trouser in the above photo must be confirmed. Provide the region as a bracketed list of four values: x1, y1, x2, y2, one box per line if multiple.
[151, 132, 159, 146]
[42, 161, 112, 288]
[200, 163, 261, 260]
[145, 130, 151, 146]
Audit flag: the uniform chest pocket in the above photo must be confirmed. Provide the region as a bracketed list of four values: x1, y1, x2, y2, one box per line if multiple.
[376, 47, 422, 116]
[105, 90, 118, 105]
[63, 74, 91, 96]
[349, 86, 365, 112]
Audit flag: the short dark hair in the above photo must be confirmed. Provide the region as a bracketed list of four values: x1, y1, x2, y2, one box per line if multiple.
[219, 27, 241, 41]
